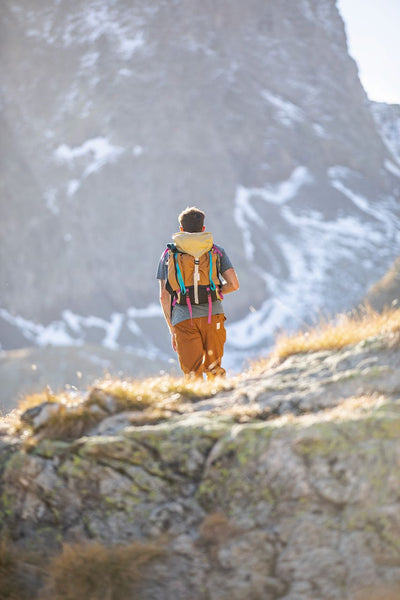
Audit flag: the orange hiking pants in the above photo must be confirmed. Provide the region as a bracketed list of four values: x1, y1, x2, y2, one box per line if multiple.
[173, 314, 227, 378]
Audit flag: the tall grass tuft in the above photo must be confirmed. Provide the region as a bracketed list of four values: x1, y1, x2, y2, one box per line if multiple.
[0, 537, 42, 600]
[271, 305, 400, 362]
[90, 373, 232, 410]
[0, 537, 23, 600]
[16, 373, 232, 441]
[43, 540, 164, 600]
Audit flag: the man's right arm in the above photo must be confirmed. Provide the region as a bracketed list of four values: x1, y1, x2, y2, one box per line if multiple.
[220, 268, 239, 295]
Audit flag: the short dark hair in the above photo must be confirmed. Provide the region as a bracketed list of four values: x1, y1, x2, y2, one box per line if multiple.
[178, 206, 205, 232]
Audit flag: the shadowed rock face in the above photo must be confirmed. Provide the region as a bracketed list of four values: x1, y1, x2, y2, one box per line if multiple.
[1, 333, 400, 598]
[1, 0, 400, 364]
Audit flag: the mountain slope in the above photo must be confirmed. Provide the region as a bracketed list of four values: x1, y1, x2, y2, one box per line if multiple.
[1, 0, 400, 368]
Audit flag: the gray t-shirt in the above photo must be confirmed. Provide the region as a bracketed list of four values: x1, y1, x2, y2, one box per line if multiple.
[156, 243, 234, 326]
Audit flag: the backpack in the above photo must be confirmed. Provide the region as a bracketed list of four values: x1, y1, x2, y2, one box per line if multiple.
[164, 231, 223, 323]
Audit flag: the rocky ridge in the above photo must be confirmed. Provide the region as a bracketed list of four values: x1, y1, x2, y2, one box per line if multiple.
[1, 331, 400, 599]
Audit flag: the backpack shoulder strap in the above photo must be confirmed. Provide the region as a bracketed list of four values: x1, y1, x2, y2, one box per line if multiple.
[168, 245, 186, 296]
[212, 244, 222, 275]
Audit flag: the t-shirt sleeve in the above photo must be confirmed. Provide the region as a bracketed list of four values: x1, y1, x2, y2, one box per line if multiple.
[217, 246, 234, 274]
[156, 250, 168, 280]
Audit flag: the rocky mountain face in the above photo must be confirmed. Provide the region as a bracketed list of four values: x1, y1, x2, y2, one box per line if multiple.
[1, 0, 400, 372]
[370, 101, 400, 168]
[1, 331, 400, 598]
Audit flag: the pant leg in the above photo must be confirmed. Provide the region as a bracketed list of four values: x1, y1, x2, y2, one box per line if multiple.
[201, 314, 226, 378]
[173, 318, 205, 377]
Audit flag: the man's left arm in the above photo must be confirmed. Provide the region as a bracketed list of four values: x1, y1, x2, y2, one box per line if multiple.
[159, 279, 177, 351]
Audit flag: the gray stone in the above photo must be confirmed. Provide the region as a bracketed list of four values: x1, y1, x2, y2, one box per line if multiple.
[1, 332, 400, 598]
[20, 401, 60, 430]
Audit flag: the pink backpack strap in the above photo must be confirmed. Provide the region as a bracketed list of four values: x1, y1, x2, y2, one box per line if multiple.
[206, 287, 212, 324]
[212, 244, 223, 257]
[186, 291, 193, 324]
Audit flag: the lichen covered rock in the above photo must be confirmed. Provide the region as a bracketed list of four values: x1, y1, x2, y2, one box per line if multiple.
[1, 336, 400, 598]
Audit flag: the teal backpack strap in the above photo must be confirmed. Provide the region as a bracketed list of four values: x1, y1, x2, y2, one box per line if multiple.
[208, 250, 216, 291]
[174, 252, 187, 296]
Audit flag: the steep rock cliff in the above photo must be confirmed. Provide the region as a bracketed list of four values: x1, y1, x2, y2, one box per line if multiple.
[1, 0, 400, 366]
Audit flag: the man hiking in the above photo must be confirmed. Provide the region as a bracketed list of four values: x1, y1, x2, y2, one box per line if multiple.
[157, 206, 239, 378]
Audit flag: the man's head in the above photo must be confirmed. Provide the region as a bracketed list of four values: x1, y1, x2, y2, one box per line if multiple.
[178, 206, 205, 233]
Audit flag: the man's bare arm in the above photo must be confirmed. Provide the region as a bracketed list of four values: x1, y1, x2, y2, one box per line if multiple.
[159, 280, 177, 351]
[220, 268, 239, 294]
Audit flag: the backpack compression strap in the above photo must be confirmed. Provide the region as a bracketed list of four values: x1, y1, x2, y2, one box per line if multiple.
[171, 248, 194, 322]
[171, 250, 187, 297]
[194, 258, 200, 304]
[209, 251, 216, 291]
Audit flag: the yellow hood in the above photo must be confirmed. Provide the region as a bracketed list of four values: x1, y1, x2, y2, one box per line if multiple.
[172, 231, 214, 258]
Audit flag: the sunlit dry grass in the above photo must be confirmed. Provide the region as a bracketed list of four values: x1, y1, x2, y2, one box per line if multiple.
[196, 513, 242, 561]
[92, 373, 232, 408]
[354, 584, 400, 600]
[18, 389, 60, 413]
[270, 305, 400, 362]
[0, 537, 164, 600]
[0, 537, 24, 600]
[0, 537, 44, 600]
[367, 257, 400, 301]
[15, 374, 232, 441]
[43, 540, 164, 600]
[12, 305, 400, 440]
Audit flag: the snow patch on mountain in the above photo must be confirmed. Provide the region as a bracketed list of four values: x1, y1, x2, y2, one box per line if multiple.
[54, 137, 124, 174]
[228, 167, 400, 353]
[62, 311, 124, 350]
[13, 2, 146, 61]
[44, 189, 59, 215]
[54, 137, 124, 196]
[80, 51, 100, 70]
[234, 166, 313, 261]
[261, 91, 304, 126]
[385, 160, 400, 178]
[0, 304, 165, 359]
[329, 166, 400, 239]
[0, 308, 82, 348]
[370, 101, 400, 166]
